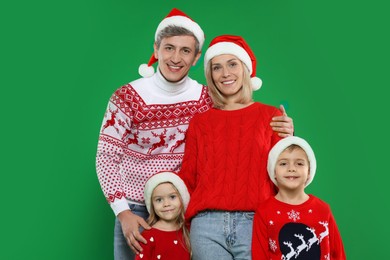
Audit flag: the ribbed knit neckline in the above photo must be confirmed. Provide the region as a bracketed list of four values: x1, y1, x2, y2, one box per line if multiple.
[272, 194, 314, 208]
[211, 102, 259, 115]
[152, 69, 191, 96]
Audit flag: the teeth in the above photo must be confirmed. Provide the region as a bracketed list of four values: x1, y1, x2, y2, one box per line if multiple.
[169, 65, 180, 69]
[222, 80, 235, 84]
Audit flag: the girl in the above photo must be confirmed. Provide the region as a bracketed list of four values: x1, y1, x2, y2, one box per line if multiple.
[180, 35, 293, 259]
[135, 171, 191, 260]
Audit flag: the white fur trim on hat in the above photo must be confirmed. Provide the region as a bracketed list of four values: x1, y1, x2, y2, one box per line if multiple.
[155, 16, 205, 49]
[144, 171, 190, 213]
[267, 136, 317, 187]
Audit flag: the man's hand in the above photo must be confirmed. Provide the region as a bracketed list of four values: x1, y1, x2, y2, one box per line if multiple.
[117, 210, 151, 254]
[270, 105, 294, 137]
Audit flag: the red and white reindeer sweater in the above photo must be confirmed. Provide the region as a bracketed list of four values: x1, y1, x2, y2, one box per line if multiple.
[96, 70, 212, 215]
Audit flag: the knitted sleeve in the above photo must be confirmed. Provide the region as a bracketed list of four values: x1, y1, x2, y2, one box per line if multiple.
[252, 207, 270, 259]
[179, 116, 199, 195]
[96, 90, 131, 215]
[329, 210, 347, 260]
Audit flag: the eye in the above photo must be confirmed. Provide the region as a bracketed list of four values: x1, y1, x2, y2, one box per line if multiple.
[165, 46, 173, 52]
[212, 65, 221, 72]
[154, 198, 162, 203]
[278, 162, 287, 166]
[182, 48, 191, 55]
[229, 62, 238, 68]
[170, 194, 177, 200]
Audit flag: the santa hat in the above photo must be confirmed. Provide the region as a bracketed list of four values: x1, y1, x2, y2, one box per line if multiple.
[144, 171, 190, 213]
[267, 136, 317, 187]
[204, 35, 262, 91]
[138, 8, 205, 78]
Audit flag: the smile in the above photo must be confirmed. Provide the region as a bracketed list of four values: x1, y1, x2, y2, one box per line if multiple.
[285, 176, 299, 180]
[221, 80, 235, 85]
[168, 65, 182, 70]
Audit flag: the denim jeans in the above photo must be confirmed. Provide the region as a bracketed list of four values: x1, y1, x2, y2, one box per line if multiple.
[114, 204, 149, 260]
[190, 211, 255, 260]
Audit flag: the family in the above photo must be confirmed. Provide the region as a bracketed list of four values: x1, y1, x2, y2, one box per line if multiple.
[96, 8, 346, 260]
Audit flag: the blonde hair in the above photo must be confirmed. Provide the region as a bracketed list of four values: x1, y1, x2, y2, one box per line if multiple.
[147, 182, 191, 253]
[205, 57, 253, 108]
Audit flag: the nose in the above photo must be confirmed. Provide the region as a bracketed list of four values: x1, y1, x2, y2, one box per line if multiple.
[222, 66, 230, 77]
[171, 50, 181, 63]
[288, 166, 296, 172]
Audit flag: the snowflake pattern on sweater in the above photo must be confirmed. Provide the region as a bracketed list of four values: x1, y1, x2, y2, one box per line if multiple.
[96, 75, 212, 215]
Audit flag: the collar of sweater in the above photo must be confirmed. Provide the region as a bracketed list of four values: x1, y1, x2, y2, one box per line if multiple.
[153, 69, 191, 96]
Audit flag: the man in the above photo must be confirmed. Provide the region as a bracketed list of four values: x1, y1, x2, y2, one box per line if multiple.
[96, 8, 293, 259]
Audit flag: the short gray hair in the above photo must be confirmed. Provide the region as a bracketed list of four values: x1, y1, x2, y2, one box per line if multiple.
[155, 25, 200, 54]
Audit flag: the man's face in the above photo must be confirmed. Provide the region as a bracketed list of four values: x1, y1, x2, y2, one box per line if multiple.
[154, 35, 201, 82]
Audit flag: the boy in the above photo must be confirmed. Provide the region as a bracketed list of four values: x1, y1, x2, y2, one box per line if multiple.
[252, 136, 346, 259]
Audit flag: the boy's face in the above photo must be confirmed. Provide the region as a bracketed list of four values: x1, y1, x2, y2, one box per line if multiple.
[154, 35, 201, 83]
[274, 147, 310, 192]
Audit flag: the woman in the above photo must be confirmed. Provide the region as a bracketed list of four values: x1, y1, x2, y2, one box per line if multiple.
[180, 35, 293, 259]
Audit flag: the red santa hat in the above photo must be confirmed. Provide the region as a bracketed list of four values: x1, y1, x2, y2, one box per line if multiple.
[144, 171, 190, 213]
[267, 136, 317, 187]
[204, 35, 262, 91]
[138, 8, 205, 78]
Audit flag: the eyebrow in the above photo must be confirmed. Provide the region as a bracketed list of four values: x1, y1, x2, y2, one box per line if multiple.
[152, 192, 178, 198]
[212, 58, 239, 66]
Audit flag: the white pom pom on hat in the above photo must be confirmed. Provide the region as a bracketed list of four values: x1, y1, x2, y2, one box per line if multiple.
[204, 35, 262, 91]
[267, 136, 317, 188]
[138, 8, 205, 78]
[138, 63, 155, 78]
[144, 171, 190, 213]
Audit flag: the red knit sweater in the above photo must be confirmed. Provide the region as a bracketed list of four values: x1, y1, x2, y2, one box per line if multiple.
[180, 102, 282, 220]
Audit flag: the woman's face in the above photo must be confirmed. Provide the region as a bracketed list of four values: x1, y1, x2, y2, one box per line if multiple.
[210, 54, 244, 101]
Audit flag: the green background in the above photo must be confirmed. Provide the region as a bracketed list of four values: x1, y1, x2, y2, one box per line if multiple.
[2, 0, 388, 259]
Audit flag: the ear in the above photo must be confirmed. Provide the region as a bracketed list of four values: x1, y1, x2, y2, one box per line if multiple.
[192, 51, 202, 66]
[306, 172, 311, 184]
[153, 42, 159, 59]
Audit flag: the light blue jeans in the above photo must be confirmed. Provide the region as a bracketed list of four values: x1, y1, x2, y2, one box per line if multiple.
[190, 211, 255, 260]
[114, 204, 149, 260]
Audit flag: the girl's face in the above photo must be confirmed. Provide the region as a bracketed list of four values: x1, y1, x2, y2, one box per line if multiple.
[274, 147, 310, 192]
[151, 183, 182, 222]
[211, 54, 244, 102]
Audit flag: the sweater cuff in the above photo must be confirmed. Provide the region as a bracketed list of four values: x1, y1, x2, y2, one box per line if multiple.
[110, 198, 130, 216]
